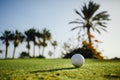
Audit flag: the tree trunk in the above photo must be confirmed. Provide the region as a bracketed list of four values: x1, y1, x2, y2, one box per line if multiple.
[87, 27, 92, 45]
[12, 47, 16, 59]
[5, 45, 8, 59]
[54, 47, 56, 58]
[33, 43, 35, 57]
[27, 41, 30, 56]
[39, 46, 41, 55]
[28, 48, 30, 56]
[42, 47, 44, 56]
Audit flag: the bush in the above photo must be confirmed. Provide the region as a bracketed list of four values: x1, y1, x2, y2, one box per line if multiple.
[63, 41, 103, 59]
[63, 47, 95, 58]
[36, 55, 45, 58]
[19, 51, 30, 58]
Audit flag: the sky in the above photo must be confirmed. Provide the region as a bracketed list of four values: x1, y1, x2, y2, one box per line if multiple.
[0, 0, 120, 58]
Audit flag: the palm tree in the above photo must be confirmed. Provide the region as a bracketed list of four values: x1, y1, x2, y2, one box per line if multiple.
[12, 30, 24, 59]
[0, 30, 14, 59]
[51, 40, 57, 58]
[41, 28, 51, 56]
[36, 31, 42, 55]
[37, 40, 42, 55]
[25, 30, 31, 56]
[41, 41, 47, 56]
[29, 28, 36, 57]
[25, 28, 36, 57]
[69, 1, 110, 45]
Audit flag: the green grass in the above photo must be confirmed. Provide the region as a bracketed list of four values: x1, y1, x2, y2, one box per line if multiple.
[0, 59, 120, 80]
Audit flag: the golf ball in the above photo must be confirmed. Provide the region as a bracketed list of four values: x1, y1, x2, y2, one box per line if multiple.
[71, 54, 85, 67]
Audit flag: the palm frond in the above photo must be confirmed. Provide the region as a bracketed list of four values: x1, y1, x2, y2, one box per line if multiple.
[91, 26, 95, 31]
[75, 18, 83, 21]
[0, 36, 5, 40]
[69, 21, 84, 24]
[97, 22, 107, 28]
[71, 26, 81, 31]
[88, 1, 100, 18]
[82, 1, 100, 20]
[74, 9, 84, 19]
[92, 11, 110, 21]
[95, 28, 101, 34]
[100, 28, 107, 32]
[82, 3, 87, 19]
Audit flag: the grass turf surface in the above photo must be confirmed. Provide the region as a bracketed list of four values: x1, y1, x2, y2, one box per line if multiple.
[0, 59, 120, 80]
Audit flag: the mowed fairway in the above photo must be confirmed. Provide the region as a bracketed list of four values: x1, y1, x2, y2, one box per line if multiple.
[0, 59, 120, 80]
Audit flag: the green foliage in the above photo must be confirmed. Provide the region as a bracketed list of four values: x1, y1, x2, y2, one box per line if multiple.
[63, 41, 103, 59]
[19, 51, 30, 58]
[36, 55, 45, 58]
[0, 59, 120, 80]
[13, 30, 25, 47]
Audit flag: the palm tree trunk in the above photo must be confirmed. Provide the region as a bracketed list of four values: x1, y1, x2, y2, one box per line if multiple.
[87, 27, 92, 45]
[54, 47, 55, 58]
[33, 43, 35, 57]
[12, 47, 16, 59]
[27, 41, 30, 56]
[5, 45, 8, 59]
[28, 49, 30, 55]
[42, 47, 44, 56]
[39, 46, 41, 55]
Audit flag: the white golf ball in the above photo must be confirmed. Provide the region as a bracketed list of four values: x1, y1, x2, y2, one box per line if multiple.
[71, 54, 85, 67]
